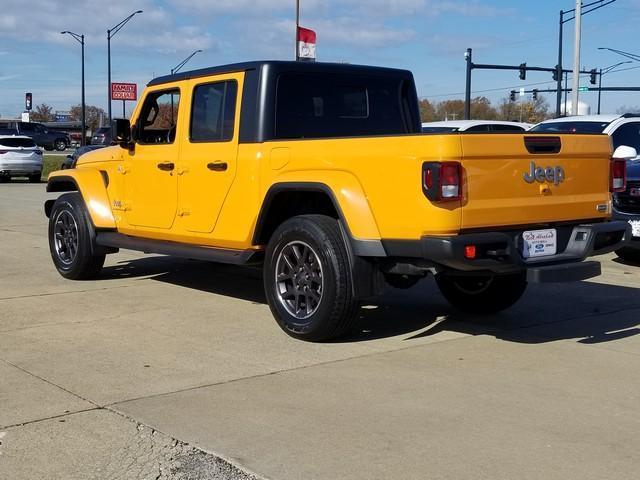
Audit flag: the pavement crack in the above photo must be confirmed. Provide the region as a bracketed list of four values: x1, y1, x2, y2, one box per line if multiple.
[0, 283, 145, 302]
[1, 407, 99, 430]
[0, 358, 101, 410]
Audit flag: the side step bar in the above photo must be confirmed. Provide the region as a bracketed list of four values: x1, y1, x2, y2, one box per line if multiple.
[95, 232, 258, 265]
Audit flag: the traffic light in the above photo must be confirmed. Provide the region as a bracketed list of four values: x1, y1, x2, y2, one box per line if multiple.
[532, 89, 538, 101]
[510, 90, 516, 102]
[25, 92, 32, 111]
[553, 65, 559, 81]
[519, 63, 527, 80]
[590, 69, 598, 85]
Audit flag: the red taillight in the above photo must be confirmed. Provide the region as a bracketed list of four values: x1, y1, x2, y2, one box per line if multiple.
[610, 159, 626, 193]
[422, 162, 463, 202]
[464, 245, 477, 259]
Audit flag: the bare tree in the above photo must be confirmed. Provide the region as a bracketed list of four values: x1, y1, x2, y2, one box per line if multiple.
[30, 104, 55, 122]
[69, 105, 107, 131]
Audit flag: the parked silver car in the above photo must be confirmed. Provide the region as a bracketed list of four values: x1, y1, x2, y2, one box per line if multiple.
[0, 135, 43, 182]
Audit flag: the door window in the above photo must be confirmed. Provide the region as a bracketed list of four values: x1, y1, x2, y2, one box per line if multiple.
[190, 81, 237, 142]
[137, 89, 180, 144]
[612, 122, 640, 151]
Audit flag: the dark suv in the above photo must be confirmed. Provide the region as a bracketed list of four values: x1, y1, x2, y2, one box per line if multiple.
[0, 121, 69, 151]
[91, 127, 112, 146]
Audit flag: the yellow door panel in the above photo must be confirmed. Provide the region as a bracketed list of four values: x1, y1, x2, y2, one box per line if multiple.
[178, 73, 243, 233]
[124, 87, 181, 230]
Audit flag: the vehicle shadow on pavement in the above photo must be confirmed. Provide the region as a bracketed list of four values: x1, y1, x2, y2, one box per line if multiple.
[100, 256, 640, 346]
[612, 256, 640, 268]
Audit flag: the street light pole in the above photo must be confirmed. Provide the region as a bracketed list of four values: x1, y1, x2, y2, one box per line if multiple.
[295, 0, 300, 61]
[595, 61, 631, 114]
[61, 31, 85, 146]
[171, 50, 203, 75]
[597, 67, 603, 114]
[107, 10, 143, 124]
[556, 10, 564, 118]
[464, 48, 472, 120]
[571, 0, 582, 116]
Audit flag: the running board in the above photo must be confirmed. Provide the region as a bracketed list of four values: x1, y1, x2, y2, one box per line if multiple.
[95, 232, 258, 265]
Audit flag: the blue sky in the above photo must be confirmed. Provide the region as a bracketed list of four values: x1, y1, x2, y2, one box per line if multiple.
[2, 0, 640, 118]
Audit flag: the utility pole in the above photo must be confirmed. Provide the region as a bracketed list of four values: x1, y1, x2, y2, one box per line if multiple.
[571, 0, 582, 115]
[464, 48, 472, 120]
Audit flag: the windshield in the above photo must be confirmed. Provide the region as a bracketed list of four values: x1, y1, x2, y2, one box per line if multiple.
[530, 121, 609, 134]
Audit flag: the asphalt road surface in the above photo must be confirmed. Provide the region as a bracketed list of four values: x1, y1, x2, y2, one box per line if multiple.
[1, 182, 639, 480]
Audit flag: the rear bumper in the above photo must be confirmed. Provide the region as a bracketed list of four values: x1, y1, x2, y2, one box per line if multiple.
[382, 221, 631, 283]
[0, 159, 43, 176]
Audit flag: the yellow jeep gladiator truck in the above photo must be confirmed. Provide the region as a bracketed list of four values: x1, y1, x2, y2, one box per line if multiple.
[45, 61, 631, 341]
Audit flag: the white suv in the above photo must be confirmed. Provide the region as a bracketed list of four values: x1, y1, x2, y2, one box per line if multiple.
[422, 120, 531, 133]
[0, 135, 44, 182]
[531, 114, 640, 261]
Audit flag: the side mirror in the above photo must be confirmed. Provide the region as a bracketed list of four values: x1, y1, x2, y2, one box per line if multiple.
[613, 145, 638, 160]
[111, 119, 131, 148]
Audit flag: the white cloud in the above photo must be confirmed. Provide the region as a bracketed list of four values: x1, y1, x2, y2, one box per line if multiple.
[0, 0, 213, 54]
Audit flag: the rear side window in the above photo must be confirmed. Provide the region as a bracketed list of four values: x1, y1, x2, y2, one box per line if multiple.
[0, 137, 36, 148]
[190, 81, 238, 142]
[465, 125, 490, 132]
[275, 73, 418, 139]
[612, 122, 640, 151]
[530, 121, 608, 133]
[422, 126, 459, 133]
[491, 124, 525, 132]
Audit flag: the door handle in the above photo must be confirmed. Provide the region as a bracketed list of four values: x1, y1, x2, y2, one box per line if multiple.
[207, 161, 228, 172]
[157, 162, 175, 171]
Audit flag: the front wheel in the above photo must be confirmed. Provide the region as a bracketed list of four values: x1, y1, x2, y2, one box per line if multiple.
[435, 272, 527, 314]
[28, 173, 41, 183]
[264, 215, 360, 342]
[48, 193, 105, 280]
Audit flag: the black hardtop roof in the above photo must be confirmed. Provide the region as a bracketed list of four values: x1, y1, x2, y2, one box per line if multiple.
[148, 60, 413, 87]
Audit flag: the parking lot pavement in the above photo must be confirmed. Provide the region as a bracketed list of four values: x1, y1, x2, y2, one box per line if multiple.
[1, 183, 639, 479]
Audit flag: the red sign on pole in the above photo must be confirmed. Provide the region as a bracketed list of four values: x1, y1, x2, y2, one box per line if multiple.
[111, 83, 137, 101]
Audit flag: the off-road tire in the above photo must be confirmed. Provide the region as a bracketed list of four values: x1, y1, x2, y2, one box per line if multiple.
[48, 193, 105, 280]
[435, 272, 527, 314]
[264, 214, 360, 342]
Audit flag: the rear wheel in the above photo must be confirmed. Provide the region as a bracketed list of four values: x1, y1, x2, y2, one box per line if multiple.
[264, 215, 360, 342]
[435, 272, 527, 314]
[48, 193, 105, 280]
[55, 140, 67, 151]
[28, 173, 41, 183]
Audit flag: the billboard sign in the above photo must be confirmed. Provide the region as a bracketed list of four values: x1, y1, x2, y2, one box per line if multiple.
[111, 83, 137, 101]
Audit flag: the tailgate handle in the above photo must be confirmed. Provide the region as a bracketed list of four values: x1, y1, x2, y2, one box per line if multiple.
[525, 136, 561, 154]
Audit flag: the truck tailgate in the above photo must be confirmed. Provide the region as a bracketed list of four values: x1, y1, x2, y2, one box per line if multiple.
[459, 134, 612, 229]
